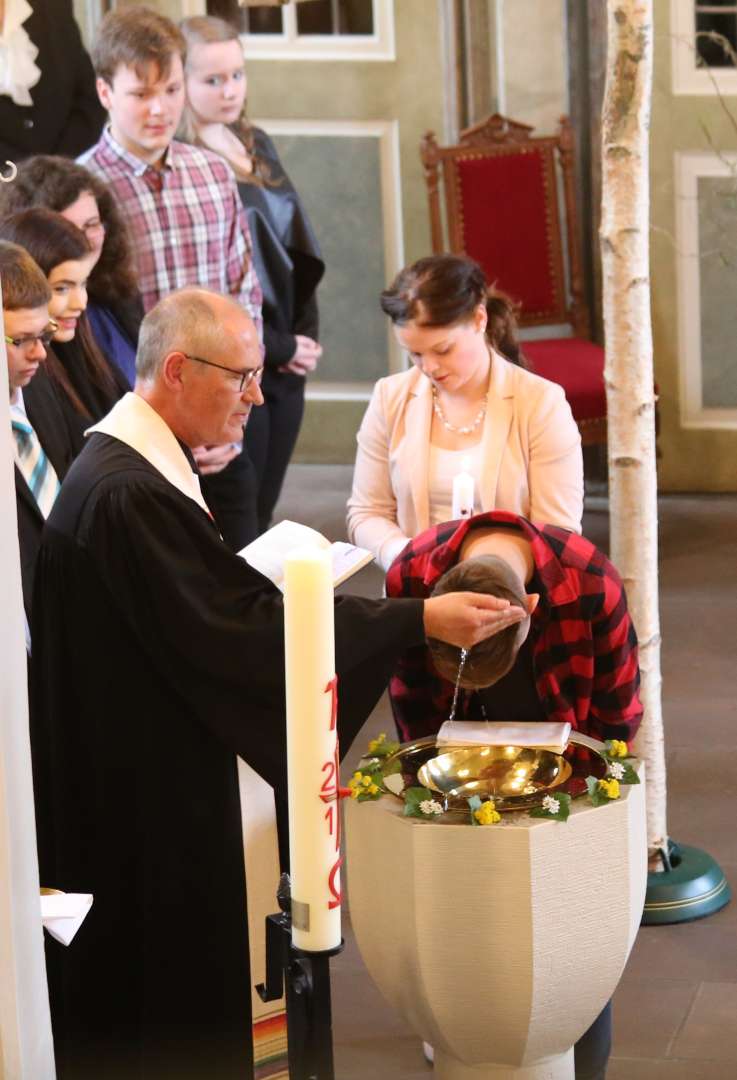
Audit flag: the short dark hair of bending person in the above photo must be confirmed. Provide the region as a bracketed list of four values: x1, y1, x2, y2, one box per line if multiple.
[0, 208, 127, 422]
[0, 154, 143, 382]
[347, 253, 584, 571]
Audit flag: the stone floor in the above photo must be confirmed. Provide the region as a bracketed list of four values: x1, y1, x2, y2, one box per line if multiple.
[275, 468, 737, 1079]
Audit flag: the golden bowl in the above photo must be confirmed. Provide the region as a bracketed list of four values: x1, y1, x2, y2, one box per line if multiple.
[418, 745, 572, 806]
[374, 735, 607, 814]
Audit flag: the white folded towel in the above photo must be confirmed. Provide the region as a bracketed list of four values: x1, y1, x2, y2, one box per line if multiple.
[436, 721, 572, 755]
[40, 891, 93, 946]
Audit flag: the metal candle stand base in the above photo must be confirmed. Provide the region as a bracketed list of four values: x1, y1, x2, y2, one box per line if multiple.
[256, 875, 343, 1080]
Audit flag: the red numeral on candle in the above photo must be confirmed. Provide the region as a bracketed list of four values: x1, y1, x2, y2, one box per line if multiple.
[325, 674, 338, 731]
[320, 759, 336, 794]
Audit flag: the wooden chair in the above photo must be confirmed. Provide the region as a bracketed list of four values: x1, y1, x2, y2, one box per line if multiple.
[420, 114, 606, 446]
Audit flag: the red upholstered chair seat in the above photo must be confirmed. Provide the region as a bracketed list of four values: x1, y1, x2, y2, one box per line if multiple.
[523, 338, 606, 423]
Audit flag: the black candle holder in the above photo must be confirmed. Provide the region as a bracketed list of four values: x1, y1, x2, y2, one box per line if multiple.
[257, 873, 343, 1080]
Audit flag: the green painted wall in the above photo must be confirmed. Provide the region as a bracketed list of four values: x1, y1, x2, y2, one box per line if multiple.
[650, 3, 737, 490]
[245, 0, 445, 265]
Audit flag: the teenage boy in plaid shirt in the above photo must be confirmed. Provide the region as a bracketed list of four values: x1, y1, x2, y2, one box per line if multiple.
[79, 7, 263, 549]
[386, 509, 643, 1080]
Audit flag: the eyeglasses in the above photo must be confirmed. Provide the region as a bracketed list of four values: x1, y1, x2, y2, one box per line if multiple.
[4, 321, 59, 350]
[184, 353, 263, 393]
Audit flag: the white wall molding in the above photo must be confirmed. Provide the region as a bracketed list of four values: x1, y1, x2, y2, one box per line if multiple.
[241, 0, 395, 62]
[670, 0, 737, 96]
[675, 149, 737, 429]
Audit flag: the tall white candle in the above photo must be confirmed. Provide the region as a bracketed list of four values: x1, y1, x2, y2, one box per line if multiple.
[452, 456, 475, 519]
[284, 546, 341, 952]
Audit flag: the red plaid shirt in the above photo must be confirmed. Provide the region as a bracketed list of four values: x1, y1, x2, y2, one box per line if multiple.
[79, 129, 262, 333]
[386, 511, 642, 744]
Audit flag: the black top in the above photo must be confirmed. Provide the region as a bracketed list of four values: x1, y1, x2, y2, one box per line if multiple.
[0, 0, 105, 163]
[30, 431, 424, 1077]
[50, 331, 128, 422]
[237, 128, 325, 394]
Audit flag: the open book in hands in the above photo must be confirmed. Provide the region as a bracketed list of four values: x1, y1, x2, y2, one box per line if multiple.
[238, 519, 374, 592]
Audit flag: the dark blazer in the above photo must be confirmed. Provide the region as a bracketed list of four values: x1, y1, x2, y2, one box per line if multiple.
[0, 0, 105, 164]
[237, 128, 325, 399]
[15, 366, 81, 620]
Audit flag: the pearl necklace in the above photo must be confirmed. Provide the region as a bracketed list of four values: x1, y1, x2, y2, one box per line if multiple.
[432, 385, 487, 435]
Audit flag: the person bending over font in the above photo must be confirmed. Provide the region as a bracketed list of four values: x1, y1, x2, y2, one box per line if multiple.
[30, 287, 515, 1080]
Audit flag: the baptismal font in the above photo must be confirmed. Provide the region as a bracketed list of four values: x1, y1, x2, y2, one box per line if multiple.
[344, 714, 647, 1080]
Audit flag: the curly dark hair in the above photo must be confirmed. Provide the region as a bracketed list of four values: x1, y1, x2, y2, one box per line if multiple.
[0, 155, 139, 305]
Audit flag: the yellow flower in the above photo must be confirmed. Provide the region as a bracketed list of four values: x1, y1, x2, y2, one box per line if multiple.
[362, 775, 372, 787]
[350, 786, 360, 799]
[368, 733, 387, 753]
[368, 784, 379, 795]
[352, 771, 362, 780]
[474, 801, 501, 826]
[598, 778, 620, 800]
[609, 740, 629, 758]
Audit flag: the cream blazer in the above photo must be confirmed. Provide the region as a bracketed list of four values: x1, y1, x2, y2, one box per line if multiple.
[347, 352, 584, 570]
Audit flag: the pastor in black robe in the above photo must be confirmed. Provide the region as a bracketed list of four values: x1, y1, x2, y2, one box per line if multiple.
[30, 430, 423, 1079]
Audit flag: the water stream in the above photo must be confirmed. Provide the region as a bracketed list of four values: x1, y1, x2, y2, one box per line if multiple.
[448, 648, 468, 722]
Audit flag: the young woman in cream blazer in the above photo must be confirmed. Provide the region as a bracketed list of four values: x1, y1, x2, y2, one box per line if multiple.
[347, 255, 583, 571]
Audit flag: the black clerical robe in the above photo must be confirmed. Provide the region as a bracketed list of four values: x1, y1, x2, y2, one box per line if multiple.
[30, 432, 423, 1079]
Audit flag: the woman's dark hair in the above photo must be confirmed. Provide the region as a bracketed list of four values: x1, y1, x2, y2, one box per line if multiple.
[0, 207, 91, 273]
[380, 254, 525, 367]
[428, 555, 529, 689]
[179, 15, 275, 187]
[0, 209, 119, 418]
[0, 155, 139, 304]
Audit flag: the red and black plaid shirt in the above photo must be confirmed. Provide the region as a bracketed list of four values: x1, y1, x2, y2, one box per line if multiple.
[385, 511, 642, 744]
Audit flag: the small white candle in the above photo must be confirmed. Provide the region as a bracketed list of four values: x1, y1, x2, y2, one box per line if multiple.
[452, 456, 475, 519]
[284, 547, 341, 952]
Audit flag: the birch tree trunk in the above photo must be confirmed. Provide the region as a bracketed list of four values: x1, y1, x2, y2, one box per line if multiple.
[601, 0, 666, 854]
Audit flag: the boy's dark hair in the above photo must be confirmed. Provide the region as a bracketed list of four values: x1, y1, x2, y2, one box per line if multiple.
[0, 241, 51, 311]
[92, 7, 186, 85]
[428, 555, 529, 688]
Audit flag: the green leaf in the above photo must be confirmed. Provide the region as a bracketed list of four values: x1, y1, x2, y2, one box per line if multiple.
[467, 794, 482, 826]
[619, 763, 640, 785]
[382, 759, 403, 777]
[529, 793, 571, 821]
[585, 775, 599, 797]
[402, 786, 435, 817]
[367, 738, 400, 759]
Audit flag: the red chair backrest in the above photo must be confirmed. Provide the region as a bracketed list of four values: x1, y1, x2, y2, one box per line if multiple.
[448, 145, 566, 325]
